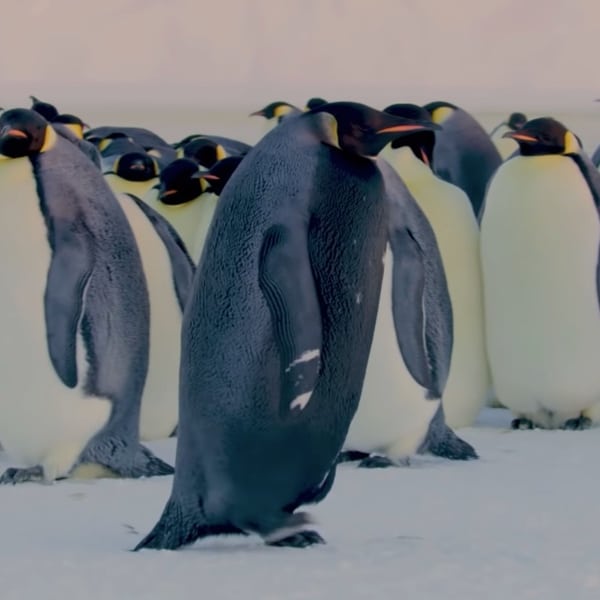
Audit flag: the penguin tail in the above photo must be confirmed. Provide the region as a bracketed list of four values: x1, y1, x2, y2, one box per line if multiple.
[419, 403, 478, 460]
[133, 497, 243, 551]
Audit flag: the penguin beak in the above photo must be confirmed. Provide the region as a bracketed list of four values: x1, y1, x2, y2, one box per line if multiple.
[376, 122, 441, 135]
[191, 172, 219, 181]
[1, 128, 28, 139]
[129, 160, 147, 170]
[159, 189, 178, 199]
[503, 131, 538, 142]
[249, 110, 266, 117]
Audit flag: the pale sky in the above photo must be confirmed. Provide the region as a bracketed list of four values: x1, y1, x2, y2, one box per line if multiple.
[2, 0, 599, 110]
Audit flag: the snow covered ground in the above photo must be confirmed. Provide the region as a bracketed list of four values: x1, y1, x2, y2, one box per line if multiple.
[1, 407, 599, 599]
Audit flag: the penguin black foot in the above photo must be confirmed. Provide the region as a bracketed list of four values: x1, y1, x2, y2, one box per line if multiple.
[511, 418, 535, 430]
[81, 439, 174, 479]
[358, 454, 400, 469]
[561, 416, 593, 431]
[0, 465, 44, 485]
[133, 498, 244, 551]
[337, 450, 370, 464]
[266, 530, 325, 548]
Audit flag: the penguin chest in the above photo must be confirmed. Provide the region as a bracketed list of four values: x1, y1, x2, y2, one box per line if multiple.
[104, 174, 158, 200]
[0, 158, 110, 473]
[345, 249, 438, 459]
[143, 190, 207, 260]
[481, 156, 600, 415]
[190, 194, 219, 263]
[116, 194, 182, 440]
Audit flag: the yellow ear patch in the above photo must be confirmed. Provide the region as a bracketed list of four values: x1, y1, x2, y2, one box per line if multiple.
[274, 104, 293, 118]
[65, 123, 84, 140]
[98, 138, 112, 152]
[431, 106, 454, 124]
[563, 131, 580, 155]
[216, 144, 227, 161]
[40, 125, 58, 153]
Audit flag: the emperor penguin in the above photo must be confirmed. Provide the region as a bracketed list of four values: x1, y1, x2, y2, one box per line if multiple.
[424, 100, 502, 219]
[103, 150, 160, 198]
[177, 137, 228, 168]
[490, 112, 528, 160]
[250, 101, 302, 134]
[305, 97, 328, 110]
[143, 158, 221, 262]
[381, 103, 490, 429]
[134, 102, 439, 551]
[480, 117, 600, 430]
[0, 108, 173, 483]
[173, 134, 252, 158]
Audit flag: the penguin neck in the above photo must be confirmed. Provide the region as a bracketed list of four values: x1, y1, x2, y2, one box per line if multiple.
[387, 146, 433, 186]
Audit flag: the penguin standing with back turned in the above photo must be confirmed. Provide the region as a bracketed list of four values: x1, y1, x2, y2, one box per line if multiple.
[134, 102, 438, 551]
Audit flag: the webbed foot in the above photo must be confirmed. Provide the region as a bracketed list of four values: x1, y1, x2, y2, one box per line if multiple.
[0, 465, 45, 485]
[561, 416, 592, 431]
[511, 418, 535, 430]
[267, 530, 325, 548]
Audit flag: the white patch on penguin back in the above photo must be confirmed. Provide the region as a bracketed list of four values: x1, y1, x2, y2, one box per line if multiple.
[290, 391, 313, 411]
[285, 349, 320, 373]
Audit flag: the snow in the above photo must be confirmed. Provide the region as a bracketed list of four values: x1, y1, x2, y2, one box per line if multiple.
[2, 407, 599, 599]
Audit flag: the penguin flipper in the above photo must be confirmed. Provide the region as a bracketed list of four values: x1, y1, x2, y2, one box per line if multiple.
[123, 194, 195, 310]
[388, 224, 452, 399]
[419, 403, 478, 460]
[45, 221, 94, 388]
[259, 224, 322, 416]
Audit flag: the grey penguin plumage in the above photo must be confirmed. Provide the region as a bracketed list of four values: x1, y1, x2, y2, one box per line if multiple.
[0, 108, 173, 483]
[424, 101, 502, 219]
[134, 102, 438, 551]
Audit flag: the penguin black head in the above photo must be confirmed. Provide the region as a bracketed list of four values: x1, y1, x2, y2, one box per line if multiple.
[204, 155, 244, 195]
[305, 97, 328, 110]
[503, 117, 581, 157]
[309, 101, 440, 158]
[423, 100, 459, 125]
[182, 138, 227, 168]
[156, 158, 214, 205]
[0, 108, 51, 158]
[29, 95, 59, 121]
[114, 151, 159, 181]
[53, 114, 89, 139]
[384, 103, 437, 167]
[250, 101, 300, 122]
[507, 112, 527, 130]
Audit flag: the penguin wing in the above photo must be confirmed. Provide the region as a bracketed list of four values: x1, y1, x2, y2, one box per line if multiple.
[380, 159, 453, 399]
[45, 216, 95, 388]
[259, 223, 322, 416]
[123, 194, 195, 311]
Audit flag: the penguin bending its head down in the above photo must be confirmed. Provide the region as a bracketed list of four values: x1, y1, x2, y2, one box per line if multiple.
[134, 101, 438, 551]
[0, 108, 173, 483]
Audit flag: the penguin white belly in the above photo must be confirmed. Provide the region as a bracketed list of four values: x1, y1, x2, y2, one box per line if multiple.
[344, 249, 439, 459]
[190, 193, 219, 263]
[116, 193, 182, 440]
[142, 189, 207, 261]
[0, 158, 110, 479]
[104, 174, 158, 200]
[481, 156, 600, 426]
[394, 152, 490, 428]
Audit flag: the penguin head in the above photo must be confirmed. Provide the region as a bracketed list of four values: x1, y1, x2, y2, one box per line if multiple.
[423, 100, 459, 125]
[250, 101, 300, 122]
[203, 155, 244, 195]
[507, 112, 527, 130]
[384, 103, 436, 167]
[0, 108, 54, 158]
[53, 114, 89, 139]
[113, 151, 159, 181]
[182, 138, 227, 168]
[503, 118, 581, 157]
[29, 95, 59, 121]
[309, 101, 440, 158]
[156, 158, 215, 205]
[305, 97, 328, 111]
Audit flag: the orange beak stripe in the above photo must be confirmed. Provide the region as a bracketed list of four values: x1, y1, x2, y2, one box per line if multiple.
[377, 124, 428, 134]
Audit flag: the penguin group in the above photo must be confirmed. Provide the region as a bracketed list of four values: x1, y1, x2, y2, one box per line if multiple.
[0, 92, 599, 552]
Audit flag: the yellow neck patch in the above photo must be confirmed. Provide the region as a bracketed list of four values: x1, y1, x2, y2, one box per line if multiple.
[41, 125, 57, 153]
[274, 105, 294, 118]
[431, 106, 454, 125]
[563, 131, 580, 155]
